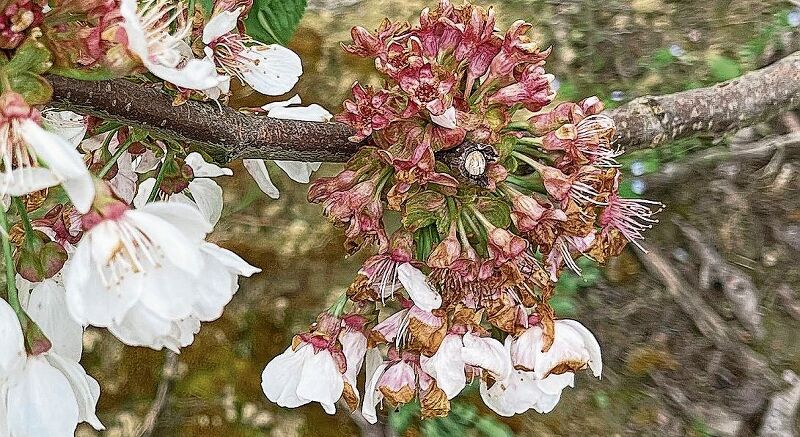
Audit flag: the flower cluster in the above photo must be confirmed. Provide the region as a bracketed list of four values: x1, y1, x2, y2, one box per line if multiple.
[262, 0, 662, 421]
[0, 0, 335, 433]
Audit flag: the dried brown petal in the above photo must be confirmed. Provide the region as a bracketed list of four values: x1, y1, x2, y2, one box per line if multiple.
[420, 385, 450, 419]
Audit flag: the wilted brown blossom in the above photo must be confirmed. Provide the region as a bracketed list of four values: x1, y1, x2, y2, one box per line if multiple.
[266, 0, 663, 422]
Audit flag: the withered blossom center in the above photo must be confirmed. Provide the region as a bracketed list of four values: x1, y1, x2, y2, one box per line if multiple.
[417, 83, 437, 102]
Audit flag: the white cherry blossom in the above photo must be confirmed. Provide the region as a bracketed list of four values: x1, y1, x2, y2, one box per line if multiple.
[0, 94, 95, 213]
[203, 7, 303, 96]
[120, 0, 226, 91]
[396, 262, 442, 312]
[261, 342, 345, 414]
[0, 280, 103, 436]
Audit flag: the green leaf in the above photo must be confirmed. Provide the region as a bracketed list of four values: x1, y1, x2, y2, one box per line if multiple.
[475, 198, 511, 229]
[6, 39, 52, 75]
[550, 295, 577, 317]
[403, 191, 447, 232]
[9, 72, 52, 105]
[244, 0, 307, 45]
[197, 0, 213, 15]
[708, 55, 742, 82]
[474, 417, 513, 437]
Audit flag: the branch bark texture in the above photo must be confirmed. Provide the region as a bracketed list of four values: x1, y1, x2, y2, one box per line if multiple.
[610, 52, 800, 149]
[47, 52, 800, 163]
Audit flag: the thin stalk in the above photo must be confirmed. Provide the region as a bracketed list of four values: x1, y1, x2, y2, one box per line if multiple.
[97, 131, 132, 178]
[147, 152, 173, 203]
[0, 206, 21, 315]
[505, 121, 532, 131]
[512, 150, 544, 170]
[506, 174, 543, 192]
[13, 198, 36, 249]
[329, 293, 348, 317]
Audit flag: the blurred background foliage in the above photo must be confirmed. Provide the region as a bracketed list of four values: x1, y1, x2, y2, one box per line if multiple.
[77, 1, 800, 436]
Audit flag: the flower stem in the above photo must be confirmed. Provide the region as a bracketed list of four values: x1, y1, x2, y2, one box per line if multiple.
[506, 174, 544, 192]
[512, 150, 544, 170]
[505, 121, 531, 132]
[13, 198, 36, 250]
[97, 133, 133, 178]
[147, 152, 174, 203]
[0, 205, 21, 315]
[329, 293, 348, 317]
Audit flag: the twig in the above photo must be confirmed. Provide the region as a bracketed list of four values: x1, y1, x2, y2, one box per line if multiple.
[672, 217, 765, 340]
[610, 52, 800, 150]
[46, 51, 800, 163]
[650, 371, 745, 437]
[635, 245, 735, 349]
[137, 351, 179, 437]
[336, 400, 396, 437]
[635, 245, 779, 385]
[776, 284, 800, 321]
[642, 133, 800, 191]
[758, 370, 800, 437]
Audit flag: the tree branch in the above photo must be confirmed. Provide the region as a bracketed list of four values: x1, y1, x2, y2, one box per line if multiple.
[610, 52, 800, 149]
[47, 52, 800, 163]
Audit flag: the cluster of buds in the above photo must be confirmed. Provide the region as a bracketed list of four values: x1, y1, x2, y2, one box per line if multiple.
[270, 0, 664, 421]
[0, 0, 44, 49]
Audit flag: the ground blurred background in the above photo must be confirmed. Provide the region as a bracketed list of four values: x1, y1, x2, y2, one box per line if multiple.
[77, 1, 800, 435]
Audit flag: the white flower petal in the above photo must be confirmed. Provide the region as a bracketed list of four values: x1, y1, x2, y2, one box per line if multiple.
[133, 178, 155, 209]
[202, 8, 241, 44]
[137, 201, 213, 243]
[124, 210, 205, 274]
[239, 45, 302, 96]
[243, 159, 280, 199]
[528, 320, 602, 380]
[24, 277, 83, 362]
[42, 110, 87, 146]
[361, 352, 387, 424]
[182, 178, 224, 226]
[146, 57, 226, 91]
[396, 262, 441, 312]
[20, 120, 95, 213]
[296, 347, 345, 414]
[262, 346, 311, 408]
[7, 356, 80, 437]
[420, 334, 466, 399]
[108, 302, 176, 350]
[262, 95, 302, 111]
[185, 152, 233, 177]
[201, 242, 260, 276]
[462, 333, 512, 381]
[267, 104, 333, 122]
[274, 161, 317, 183]
[3, 167, 60, 196]
[340, 331, 367, 401]
[559, 319, 603, 377]
[430, 106, 457, 129]
[45, 353, 104, 430]
[0, 299, 25, 379]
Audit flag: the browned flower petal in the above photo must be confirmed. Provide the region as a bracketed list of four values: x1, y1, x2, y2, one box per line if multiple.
[538, 303, 556, 352]
[380, 384, 416, 406]
[547, 359, 590, 377]
[341, 381, 360, 411]
[485, 294, 519, 334]
[347, 274, 379, 302]
[420, 385, 450, 419]
[406, 314, 447, 356]
[23, 189, 48, 212]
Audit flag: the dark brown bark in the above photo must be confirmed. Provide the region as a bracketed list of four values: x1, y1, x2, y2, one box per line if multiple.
[47, 51, 800, 163]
